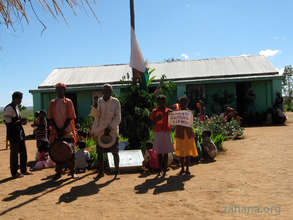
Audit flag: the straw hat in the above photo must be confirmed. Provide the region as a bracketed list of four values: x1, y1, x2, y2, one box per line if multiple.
[97, 133, 116, 148]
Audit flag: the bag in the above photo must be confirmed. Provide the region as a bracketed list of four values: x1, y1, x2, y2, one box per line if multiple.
[147, 149, 159, 170]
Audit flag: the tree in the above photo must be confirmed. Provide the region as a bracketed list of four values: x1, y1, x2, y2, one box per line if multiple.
[119, 70, 176, 150]
[0, 0, 97, 30]
[281, 65, 293, 105]
[165, 58, 182, 62]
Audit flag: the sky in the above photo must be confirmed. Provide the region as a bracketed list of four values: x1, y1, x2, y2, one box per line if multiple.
[0, 0, 292, 106]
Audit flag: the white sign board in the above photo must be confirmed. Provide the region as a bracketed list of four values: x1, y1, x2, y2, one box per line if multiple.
[168, 110, 193, 128]
[107, 150, 144, 168]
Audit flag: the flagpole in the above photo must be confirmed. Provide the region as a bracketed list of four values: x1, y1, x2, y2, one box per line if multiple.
[130, 0, 135, 31]
[130, 0, 137, 83]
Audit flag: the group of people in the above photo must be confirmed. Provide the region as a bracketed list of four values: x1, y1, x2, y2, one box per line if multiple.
[4, 83, 121, 180]
[4, 82, 220, 180]
[146, 95, 217, 177]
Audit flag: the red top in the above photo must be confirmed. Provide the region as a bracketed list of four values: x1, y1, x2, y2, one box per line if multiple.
[150, 107, 171, 132]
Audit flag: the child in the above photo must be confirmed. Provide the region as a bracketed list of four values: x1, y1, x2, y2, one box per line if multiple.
[75, 123, 87, 143]
[32, 141, 55, 170]
[75, 141, 91, 173]
[31, 111, 40, 138]
[174, 96, 198, 175]
[150, 95, 174, 177]
[34, 110, 48, 152]
[142, 141, 159, 172]
[201, 130, 217, 162]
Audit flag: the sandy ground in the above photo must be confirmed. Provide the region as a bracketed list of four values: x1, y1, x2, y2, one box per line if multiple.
[0, 114, 292, 220]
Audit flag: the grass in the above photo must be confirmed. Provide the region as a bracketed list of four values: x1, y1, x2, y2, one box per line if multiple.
[0, 109, 34, 123]
[284, 102, 293, 112]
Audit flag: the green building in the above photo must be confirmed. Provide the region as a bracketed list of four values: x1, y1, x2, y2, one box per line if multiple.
[29, 55, 281, 121]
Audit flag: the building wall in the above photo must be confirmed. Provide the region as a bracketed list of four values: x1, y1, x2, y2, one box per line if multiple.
[31, 77, 281, 122]
[32, 92, 42, 114]
[76, 92, 92, 122]
[272, 77, 282, 103]
[205, 83, 237, 114]
[251, 80, 272, 113]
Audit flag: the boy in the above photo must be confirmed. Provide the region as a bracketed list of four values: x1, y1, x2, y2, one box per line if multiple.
[75, 141, 91, 173]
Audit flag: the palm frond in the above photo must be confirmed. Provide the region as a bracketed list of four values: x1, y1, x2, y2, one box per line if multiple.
[0, 0, 97, 29]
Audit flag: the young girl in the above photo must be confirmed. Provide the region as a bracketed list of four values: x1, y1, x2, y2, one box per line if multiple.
[150, 95, 174, 177]
[174, 96, 198, 175]
[142, 141, 159, 172]
[32, 141, 55, 170]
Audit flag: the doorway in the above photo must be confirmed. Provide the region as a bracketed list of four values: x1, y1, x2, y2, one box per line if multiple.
[236, 82, 251, 115]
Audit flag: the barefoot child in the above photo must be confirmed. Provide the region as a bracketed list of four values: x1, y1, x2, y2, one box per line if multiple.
[34, 110, 48, 152]
[201, 130, 217, 162]
[32, 141, 55, 170]
[142, 141, 159, 172]
[150, 95, 174, 177]
[174, 96, 198, 175]
[75, 141, 91, 173]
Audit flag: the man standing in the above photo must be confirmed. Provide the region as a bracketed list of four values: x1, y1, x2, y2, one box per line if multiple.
[91, 84, 121, 180]
[48, 83, 78, 180]
[4, 92, 32, 178]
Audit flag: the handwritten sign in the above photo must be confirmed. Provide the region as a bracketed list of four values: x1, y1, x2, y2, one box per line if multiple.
[168, 110, 193, 127]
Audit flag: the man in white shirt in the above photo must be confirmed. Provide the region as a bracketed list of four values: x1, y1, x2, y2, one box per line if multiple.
[91, 84, 121, 180]
[4, 92, 32, 178]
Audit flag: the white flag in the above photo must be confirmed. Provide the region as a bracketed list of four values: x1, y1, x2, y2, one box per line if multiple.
[130, 27, 146, 73]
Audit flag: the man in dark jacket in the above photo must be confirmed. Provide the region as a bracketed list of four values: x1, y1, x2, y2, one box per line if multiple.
[4, 92, 32, 178]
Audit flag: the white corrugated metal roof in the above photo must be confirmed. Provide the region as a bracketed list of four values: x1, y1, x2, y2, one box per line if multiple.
[38, 55, 278, 88]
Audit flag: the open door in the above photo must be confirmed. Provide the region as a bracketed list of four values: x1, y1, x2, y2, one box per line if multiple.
[236, 82, 251, 116]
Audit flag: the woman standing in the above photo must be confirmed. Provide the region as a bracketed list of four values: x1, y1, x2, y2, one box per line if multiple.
[174, 96, 198, 175]
[150, 95, 174, 177]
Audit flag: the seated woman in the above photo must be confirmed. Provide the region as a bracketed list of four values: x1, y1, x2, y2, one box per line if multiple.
[272, 105, 287, 124]
[221, 106, 241, 123]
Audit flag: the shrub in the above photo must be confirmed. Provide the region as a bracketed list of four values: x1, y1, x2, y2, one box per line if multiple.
[81, 116, 94, 133]
[194, 115, 244, 139]
[193, 115, 244, 151]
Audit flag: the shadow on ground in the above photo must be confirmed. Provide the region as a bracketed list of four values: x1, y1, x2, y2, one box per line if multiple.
[0, 172, 94, 216]
[134, 174, 194, 195]
[57, 178, 116, 204]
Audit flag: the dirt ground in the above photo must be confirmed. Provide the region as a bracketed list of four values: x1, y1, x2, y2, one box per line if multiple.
[0, 113, 292, 220]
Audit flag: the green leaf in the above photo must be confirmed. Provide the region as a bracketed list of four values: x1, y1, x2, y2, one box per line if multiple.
[147, 76, 156, 86]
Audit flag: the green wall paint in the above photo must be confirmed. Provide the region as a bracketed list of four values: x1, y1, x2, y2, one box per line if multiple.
[251, 81, 271, 113]
[32, 92, 42, 113]
[77, 92, 92, 122]
[30, 76, 281, 122]
[113, 88, 120, 96]
[177, 84, 186, 97]
[41, 93, 55, 114]
[272, 78, 282, 103]
[206, 83, 236, 114]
